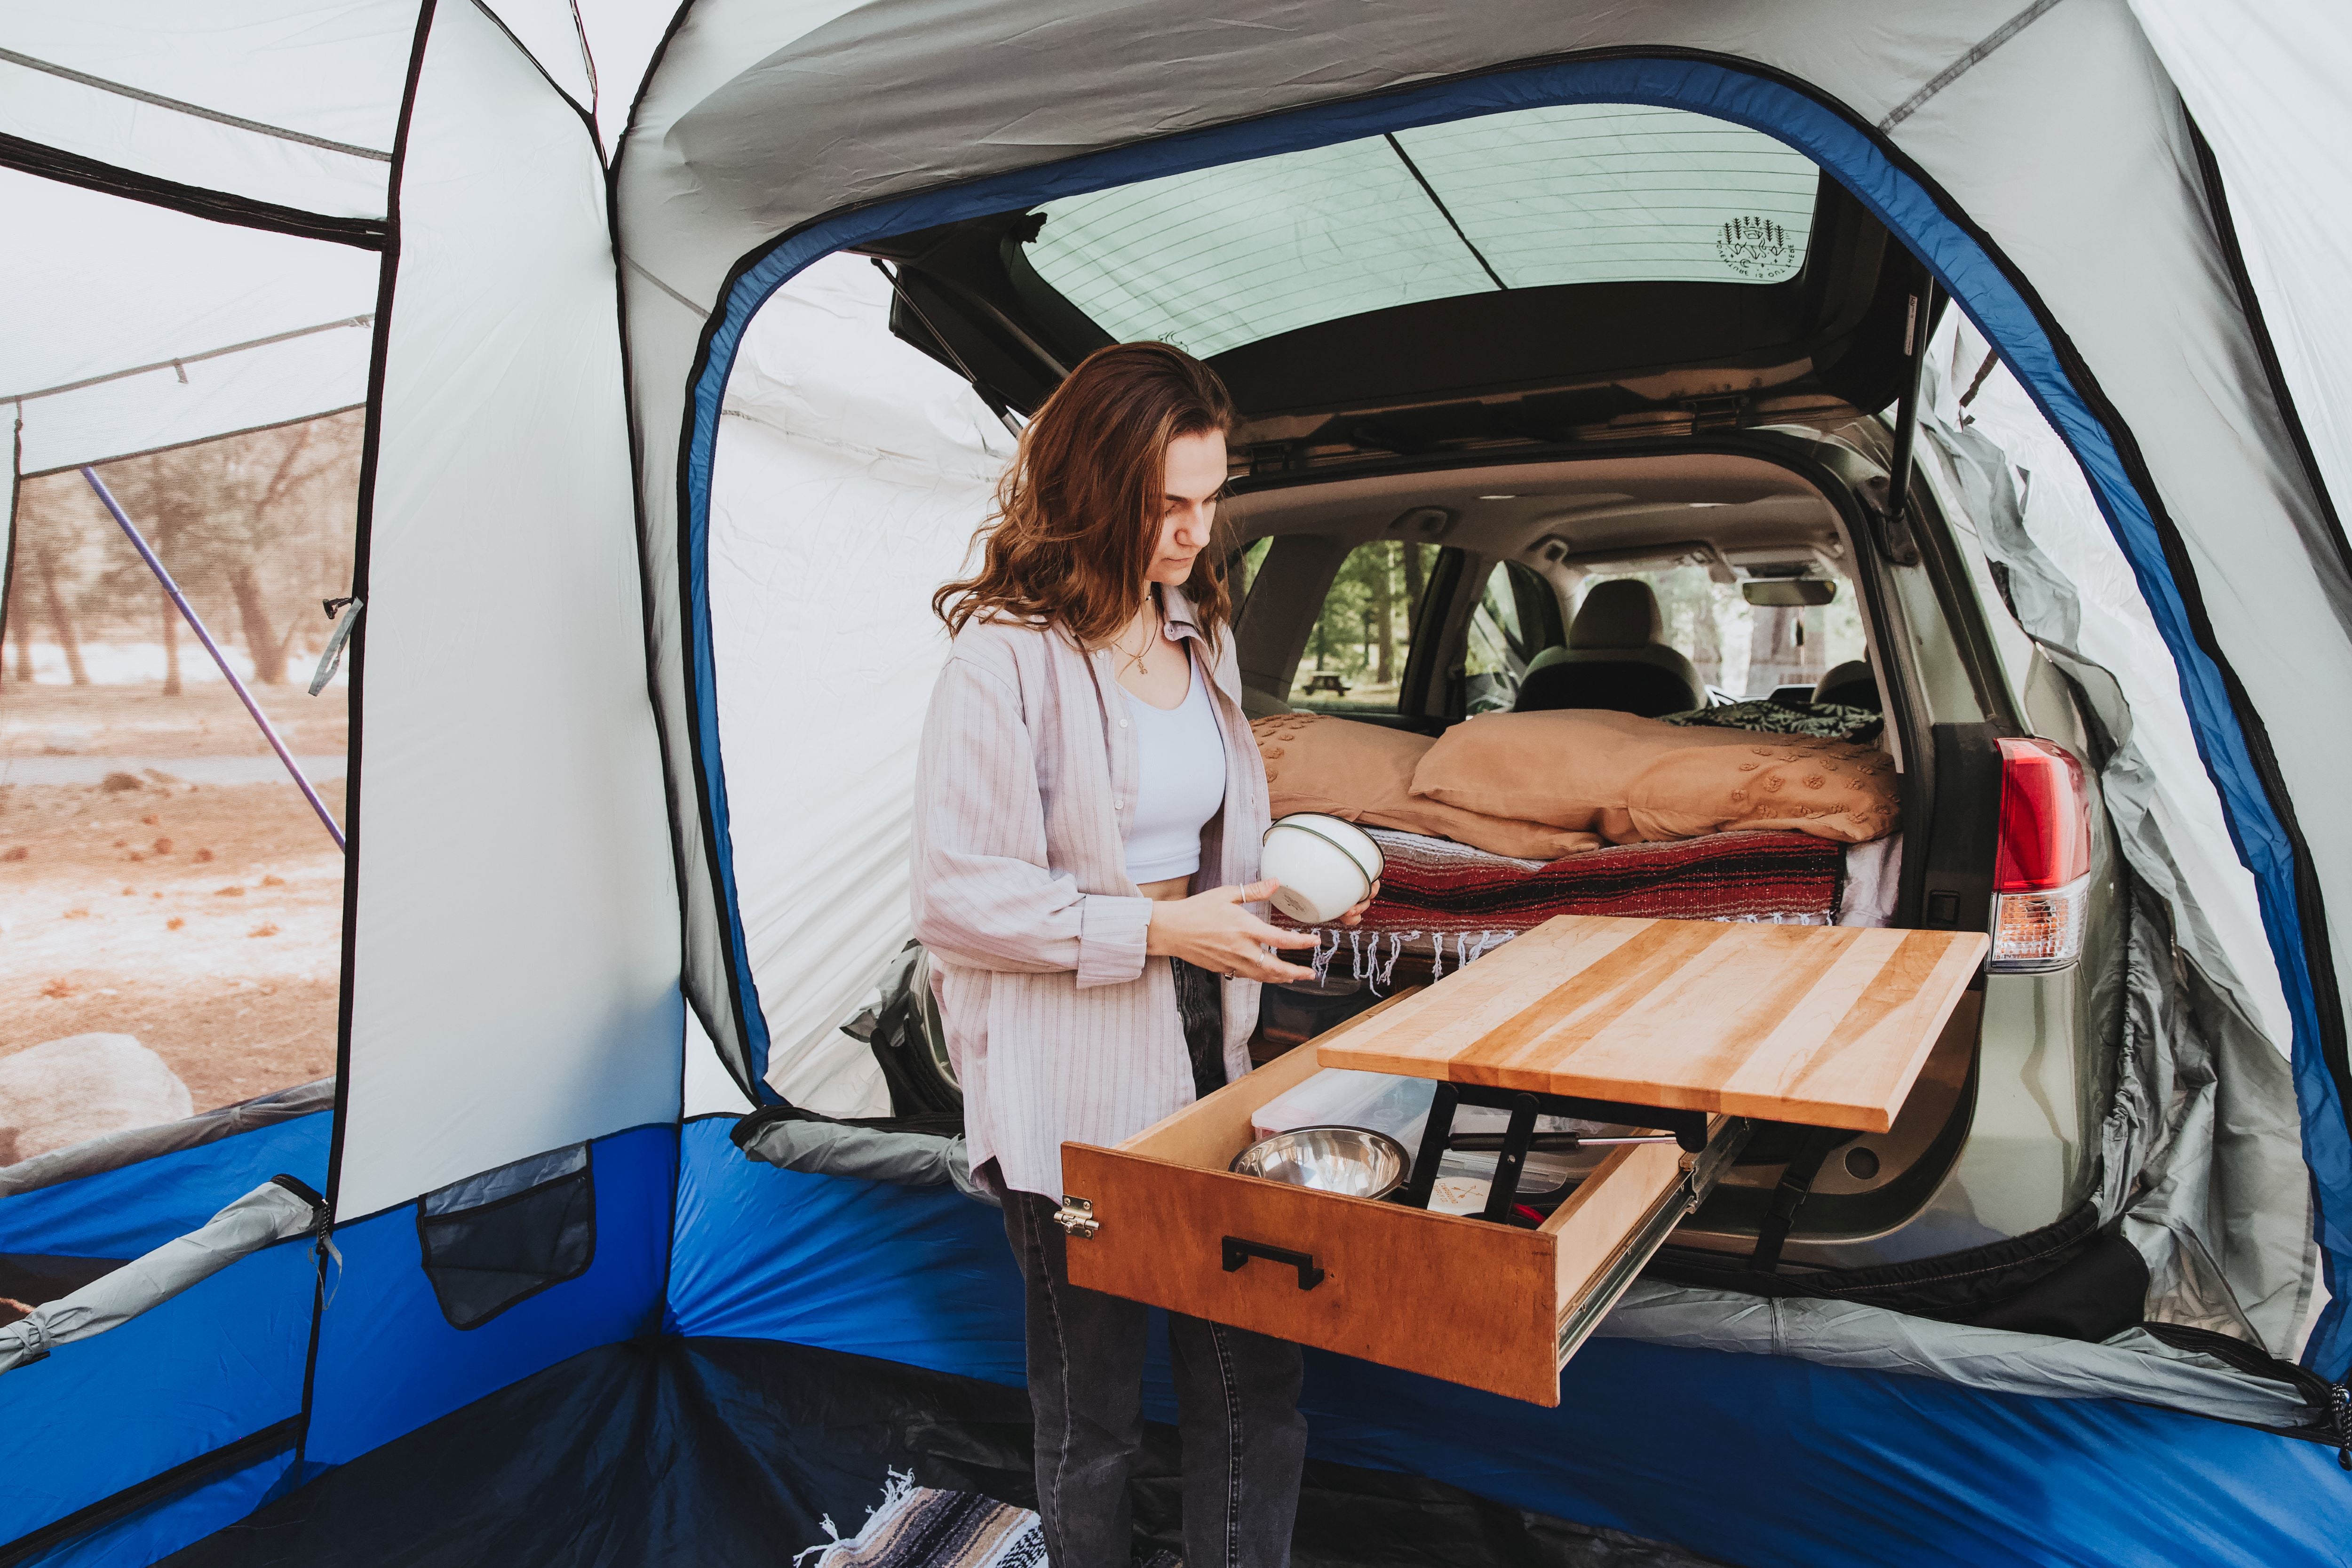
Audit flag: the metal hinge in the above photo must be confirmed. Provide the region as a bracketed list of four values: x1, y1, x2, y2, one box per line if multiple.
[1053, 1196, 1098, 1239]
[1682, 393, 1749, 431]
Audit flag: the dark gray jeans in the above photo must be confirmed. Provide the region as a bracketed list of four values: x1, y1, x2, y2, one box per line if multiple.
[987, 1170, 1308, 1568]
[985, 957, 1305, 1567]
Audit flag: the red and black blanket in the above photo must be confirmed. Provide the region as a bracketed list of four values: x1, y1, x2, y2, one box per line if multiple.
[1276, 827, 1848, 939]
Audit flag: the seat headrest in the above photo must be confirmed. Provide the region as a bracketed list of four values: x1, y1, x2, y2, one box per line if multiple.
[1569, 579, 1665, 650]
[1814, 660, 1877, 708]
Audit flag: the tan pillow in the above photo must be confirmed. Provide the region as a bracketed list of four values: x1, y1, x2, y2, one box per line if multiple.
[1409, 708, 1897, 844]
[1251, 713, 1602, 862]
[1626, 740, 1901, 843]
[1408, 709, 1756, 837]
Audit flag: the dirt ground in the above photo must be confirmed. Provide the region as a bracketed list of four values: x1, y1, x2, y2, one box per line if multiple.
[0, 679, 347, 1114]
[0, 678, 348, 759]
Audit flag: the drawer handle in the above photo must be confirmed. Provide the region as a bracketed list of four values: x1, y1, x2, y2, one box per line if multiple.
[1221, 1236, 1325, 1290]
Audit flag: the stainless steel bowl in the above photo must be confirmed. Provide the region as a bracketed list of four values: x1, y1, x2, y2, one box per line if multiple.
[1230, 1125, 1409, 1200]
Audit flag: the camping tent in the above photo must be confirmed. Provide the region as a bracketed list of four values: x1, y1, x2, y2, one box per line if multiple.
[6, 1, 2352, 1562]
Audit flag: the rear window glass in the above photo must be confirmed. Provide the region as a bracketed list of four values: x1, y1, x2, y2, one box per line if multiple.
[1291, 541, 1443, 713]
[1026, 103, 1820, 359]
[1575, 567, 1866, 700]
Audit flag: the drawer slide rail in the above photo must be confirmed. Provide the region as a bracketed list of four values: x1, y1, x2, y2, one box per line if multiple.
[1557, 1116, 1754, 1361]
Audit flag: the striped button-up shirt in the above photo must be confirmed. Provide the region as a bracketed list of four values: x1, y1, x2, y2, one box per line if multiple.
[910, 588, 1269, 1198]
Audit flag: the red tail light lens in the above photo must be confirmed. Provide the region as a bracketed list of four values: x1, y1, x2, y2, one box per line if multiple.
[1994, 739, 2090, 892]
[1991, 738, 2092, 971]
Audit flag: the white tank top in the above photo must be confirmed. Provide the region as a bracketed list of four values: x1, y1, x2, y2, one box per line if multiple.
[1121, 651, 1228, 883]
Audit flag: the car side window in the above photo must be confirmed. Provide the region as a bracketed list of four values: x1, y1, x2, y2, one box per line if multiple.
[1290, 541, 1445, 713]
[1464, 562, 1560, 713]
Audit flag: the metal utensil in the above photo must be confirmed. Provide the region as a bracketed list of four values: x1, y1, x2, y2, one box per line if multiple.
[1230, 1125, 1409, 1200]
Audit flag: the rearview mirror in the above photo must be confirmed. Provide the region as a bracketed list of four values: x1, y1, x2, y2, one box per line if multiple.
[1741, 578, 1837, 607]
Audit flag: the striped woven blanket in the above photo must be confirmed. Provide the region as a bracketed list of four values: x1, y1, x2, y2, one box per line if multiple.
[797, 1472, 1048, 1568]
[1275, 828, 1847, 986]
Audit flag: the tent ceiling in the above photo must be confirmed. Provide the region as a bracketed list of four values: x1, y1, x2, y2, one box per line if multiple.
[476, 0, 596, 125]
[0, 3, 413, 221]
[1, 168, 379, 472]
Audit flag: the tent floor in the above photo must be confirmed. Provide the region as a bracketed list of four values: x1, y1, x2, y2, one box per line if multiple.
[160, 1337, 1721, 1567]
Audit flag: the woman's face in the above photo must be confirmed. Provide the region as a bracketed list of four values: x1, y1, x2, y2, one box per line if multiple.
[1145, 427, 1228, 589]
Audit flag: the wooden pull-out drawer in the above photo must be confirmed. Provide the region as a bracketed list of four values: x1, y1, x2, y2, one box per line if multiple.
[1063, 918, 1980, 1405]
[1060, 998, 1738, 1407]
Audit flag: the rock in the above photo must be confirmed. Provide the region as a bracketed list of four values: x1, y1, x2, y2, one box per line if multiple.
[101, 772, 143, 792]
[0, 1035, 193, 1163]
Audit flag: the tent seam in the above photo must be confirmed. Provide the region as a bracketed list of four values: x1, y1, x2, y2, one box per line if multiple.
[1877, 0, 2071, 132]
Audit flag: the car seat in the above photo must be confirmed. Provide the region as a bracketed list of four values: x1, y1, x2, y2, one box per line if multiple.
[1513, 579, 1708, 718]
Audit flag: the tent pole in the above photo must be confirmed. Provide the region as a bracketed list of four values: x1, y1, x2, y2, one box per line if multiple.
[78, 466, 346, 851]
[869, 259, 1025, 439]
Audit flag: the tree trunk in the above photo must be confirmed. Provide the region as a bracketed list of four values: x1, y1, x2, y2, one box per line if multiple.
[160, 582, 183, 696]
[1747, 606, 1798, 696]
[6, 594, 32, 684]
[1374, 544, 1396, 684]
[1793, 608, 1826, 686]
[1401, 544, 1424, 640]
[229, 565, 285, 684]
[35, 549, 88, 685]
[1689, 587, 1722, 691]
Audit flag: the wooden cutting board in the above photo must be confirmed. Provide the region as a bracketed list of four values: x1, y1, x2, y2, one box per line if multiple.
[1314, 915, 1987, 1132]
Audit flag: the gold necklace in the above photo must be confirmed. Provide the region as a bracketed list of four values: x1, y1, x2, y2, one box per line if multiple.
[1115, 606, 1163, 676]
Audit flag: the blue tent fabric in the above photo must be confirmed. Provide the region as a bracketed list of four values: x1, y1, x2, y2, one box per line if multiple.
[659, 1137, 2352, 1568]
[0, 1114, 330, 1262]
[666, 1117, 1025, 1382]
[0, 1240, 312, 1546]
[25, 1452, 298, 1568]
[302, 1123, 674, 1467]
[152, 1337, 1734, 1568]
[675, 54, 2352, 1375]
[1295, 1337, 2352, 1568]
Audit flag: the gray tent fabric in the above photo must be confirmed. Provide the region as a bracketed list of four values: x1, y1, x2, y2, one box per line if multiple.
[1915, 353, 2318, 1354]
[1595, 1281, 2318, 1433]
[0, 1081, 334, 1202]
[0, 1180, 319, 1376]
[735, 1116, 984, 1202]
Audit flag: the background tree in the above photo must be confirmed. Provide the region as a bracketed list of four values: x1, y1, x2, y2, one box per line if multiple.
[6, 487, 104, 684]
[29, 412, 367, 688]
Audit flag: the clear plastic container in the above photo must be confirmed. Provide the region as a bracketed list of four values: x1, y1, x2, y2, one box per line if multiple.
[1251, 1068, 1437, 1152]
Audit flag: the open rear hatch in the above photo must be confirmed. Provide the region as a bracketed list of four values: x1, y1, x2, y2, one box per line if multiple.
[854, 101, 1932, 468]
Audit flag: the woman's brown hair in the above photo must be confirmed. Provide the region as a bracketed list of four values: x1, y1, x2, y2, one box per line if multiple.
[934, 342, 1238, 649]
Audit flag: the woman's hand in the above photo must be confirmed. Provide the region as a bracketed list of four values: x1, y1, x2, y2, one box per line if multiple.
[1146, 878, 1319, 982]
[1335, 878, 1381, 929]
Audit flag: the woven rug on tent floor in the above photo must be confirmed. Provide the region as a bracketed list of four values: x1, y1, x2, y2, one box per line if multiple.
[798, 1469, 1172, 1568]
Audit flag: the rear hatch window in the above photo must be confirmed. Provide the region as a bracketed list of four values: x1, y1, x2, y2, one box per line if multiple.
[859, 99, 1919, 454]
[1027, 104, 1820, 360]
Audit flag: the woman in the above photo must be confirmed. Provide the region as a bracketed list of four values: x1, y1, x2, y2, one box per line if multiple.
[911, 342, 1367, 1568]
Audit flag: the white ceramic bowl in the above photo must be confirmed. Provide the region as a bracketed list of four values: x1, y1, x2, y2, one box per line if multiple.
[1260, 813, 1383, 924]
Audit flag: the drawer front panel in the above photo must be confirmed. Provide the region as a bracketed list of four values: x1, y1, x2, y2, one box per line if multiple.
[1061, 1144, 1563, 1405]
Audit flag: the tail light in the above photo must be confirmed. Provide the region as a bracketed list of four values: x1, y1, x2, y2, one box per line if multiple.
[1990, 738, 2092, 971]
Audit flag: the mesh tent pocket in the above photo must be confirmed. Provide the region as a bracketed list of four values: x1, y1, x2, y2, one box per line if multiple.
[416, 1145, 594, 1329]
